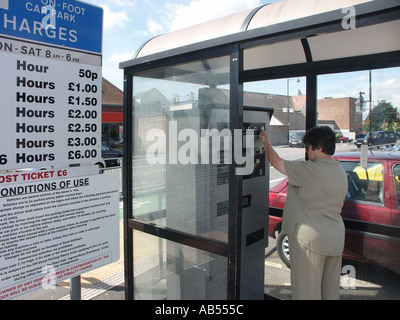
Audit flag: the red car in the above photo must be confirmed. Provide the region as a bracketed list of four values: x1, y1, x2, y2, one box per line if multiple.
[268, 151, 400, 275]
[339, 136, 353, 143]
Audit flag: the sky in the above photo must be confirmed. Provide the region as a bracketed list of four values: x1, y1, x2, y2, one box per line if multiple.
[84, 0, 273, 89]
[82, 0, 400, 108]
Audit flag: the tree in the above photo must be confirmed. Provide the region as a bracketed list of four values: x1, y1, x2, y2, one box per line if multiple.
[370, 100, 399, 131]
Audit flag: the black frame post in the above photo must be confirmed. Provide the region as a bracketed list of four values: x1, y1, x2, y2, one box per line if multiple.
[227, 46, 243, 299]
[123, 71, 134, 300]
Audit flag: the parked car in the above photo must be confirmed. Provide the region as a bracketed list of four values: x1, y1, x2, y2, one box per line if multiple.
[95, 159, 107, 172]
[268, 151, 400, 275]
[355, 131, 397, 148]
[288, 132, 305, 147]
[339, 136, 353, 143]
[386, 143, 400, 152]
[102, 144, 123, 167]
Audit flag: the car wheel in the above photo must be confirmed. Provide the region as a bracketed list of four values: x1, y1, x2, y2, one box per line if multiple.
[95, 162, 105, 174]
[277, 233, 291, 268]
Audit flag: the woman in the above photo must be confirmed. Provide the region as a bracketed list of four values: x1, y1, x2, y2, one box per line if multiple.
[260, 126, 348, 300]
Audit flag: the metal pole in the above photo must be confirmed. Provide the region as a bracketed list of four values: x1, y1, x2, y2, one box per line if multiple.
[123, 71, 134, 300]
[287, 78, 290, 144]
[70, 275, 81, 300]
[69, 163, 82, 301]
[306, 74, 318, 131]
[227, 46, 242, 300]
[369, 70, 372, 143]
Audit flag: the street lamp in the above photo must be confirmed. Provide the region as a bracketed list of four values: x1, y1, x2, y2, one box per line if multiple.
[356, 70, 372, 144]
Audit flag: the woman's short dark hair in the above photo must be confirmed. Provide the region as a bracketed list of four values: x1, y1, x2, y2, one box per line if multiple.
[302, 126, 336, 155]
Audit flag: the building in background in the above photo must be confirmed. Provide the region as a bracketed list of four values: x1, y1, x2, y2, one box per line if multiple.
[102, 78, 123, 149]
[316, 97, 362, 139]
[100, 79, 362, 147]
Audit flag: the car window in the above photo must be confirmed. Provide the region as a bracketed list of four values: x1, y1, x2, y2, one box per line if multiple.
[291, 132, 304, 139]
[340, 161, 384, 204]
[393, 164, 400, 208]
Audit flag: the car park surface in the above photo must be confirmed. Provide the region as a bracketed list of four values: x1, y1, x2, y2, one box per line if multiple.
[268, 150, 400, 275]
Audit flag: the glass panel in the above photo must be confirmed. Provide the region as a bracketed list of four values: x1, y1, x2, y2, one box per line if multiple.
[244, 77, 306, 146]
[133, 230, 227, 300]
[244, 78, 307, 300]
[314, 68, 400, 300]
[243, 40, 306, 71]
[262, 68, 400, 300]
[309, 21, 400, 62]
[317, 67, 400, 141]
[341, 161, 384, 204]
[394, 164, 400, 209]
[131, 56, 230, 241]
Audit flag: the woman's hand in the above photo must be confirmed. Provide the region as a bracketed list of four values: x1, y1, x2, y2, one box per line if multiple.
[259, 130, 269, 146]
[259, 130, 286, 175]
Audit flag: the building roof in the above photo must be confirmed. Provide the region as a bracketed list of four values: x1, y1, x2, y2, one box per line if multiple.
[102, 77, 123, 106]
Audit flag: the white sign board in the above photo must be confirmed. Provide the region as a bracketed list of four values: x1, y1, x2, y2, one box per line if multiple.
[0, 0, 103, 171]
[0, 44, 102, 169]
[0, 169, 120, 300]
[0, 1, 116, 300]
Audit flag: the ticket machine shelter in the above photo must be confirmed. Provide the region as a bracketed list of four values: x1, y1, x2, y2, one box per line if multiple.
[120, 0, 400, 300]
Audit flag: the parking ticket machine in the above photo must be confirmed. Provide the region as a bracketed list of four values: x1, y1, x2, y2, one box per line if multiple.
[240, 107, 271, 299]
[165, 88, 271, 299]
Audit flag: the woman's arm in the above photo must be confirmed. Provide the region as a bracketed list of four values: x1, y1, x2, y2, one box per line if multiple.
[259, 130, 286, 175]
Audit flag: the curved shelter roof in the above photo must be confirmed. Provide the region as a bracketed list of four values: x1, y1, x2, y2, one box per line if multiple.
[125, 0, 400, 69]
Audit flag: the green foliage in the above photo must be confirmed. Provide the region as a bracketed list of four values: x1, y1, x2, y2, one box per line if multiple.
[370, 100, 399, 131]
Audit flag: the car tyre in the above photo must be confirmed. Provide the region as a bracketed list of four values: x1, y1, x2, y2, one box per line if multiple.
[277, 233, 291, 268]
[95, 161, 105, 174]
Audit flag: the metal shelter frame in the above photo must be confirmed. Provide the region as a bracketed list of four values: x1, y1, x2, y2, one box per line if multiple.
[120, 0, 400, 300]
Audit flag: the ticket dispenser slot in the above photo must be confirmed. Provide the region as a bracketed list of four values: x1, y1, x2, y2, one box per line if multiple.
[240, 107, 271, 300]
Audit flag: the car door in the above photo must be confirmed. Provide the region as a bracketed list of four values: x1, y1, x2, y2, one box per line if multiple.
[340, 160, 392, 268]
[383, 132, 389, 144]
[388, 161, 400, 274]
[389, 132, 397, 144]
